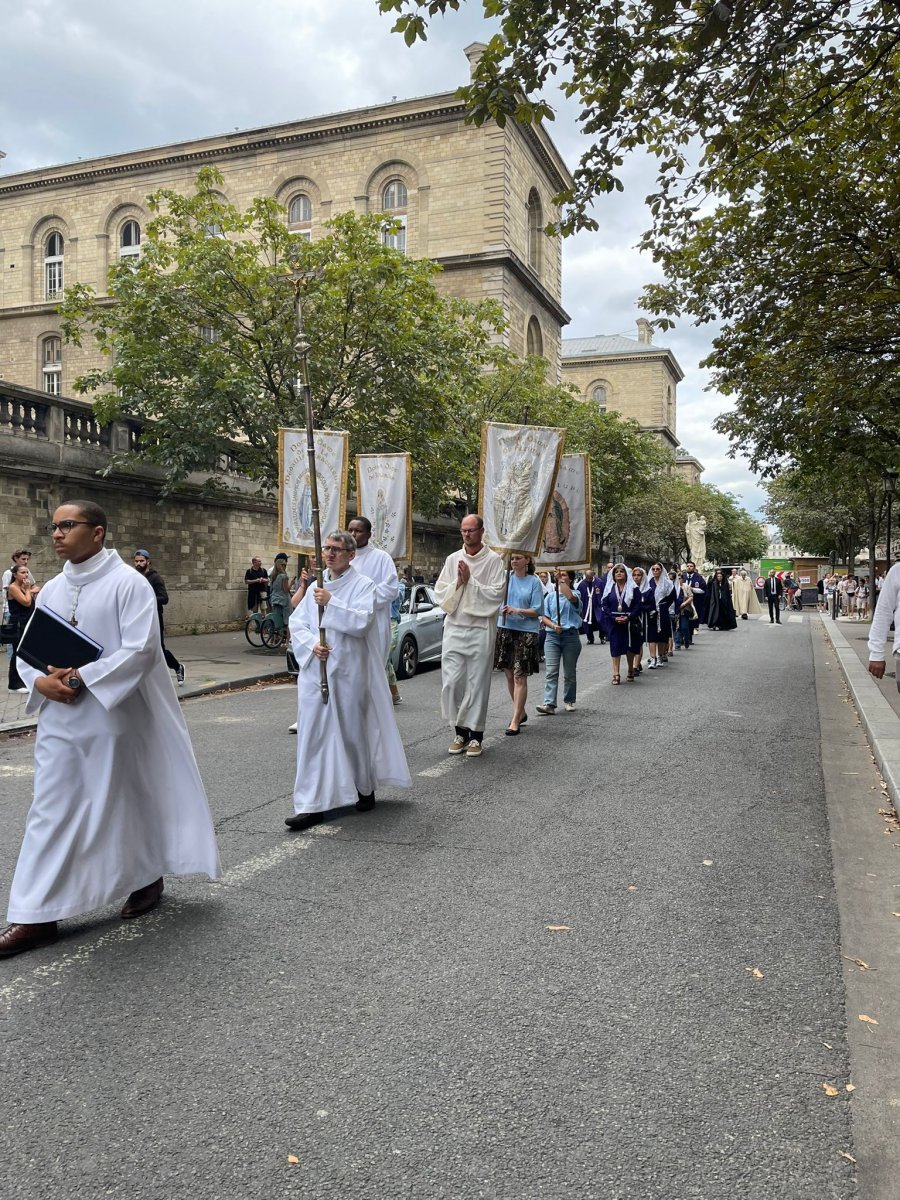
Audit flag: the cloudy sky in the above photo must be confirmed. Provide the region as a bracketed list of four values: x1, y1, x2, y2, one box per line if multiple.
[2, 0, 763, 518]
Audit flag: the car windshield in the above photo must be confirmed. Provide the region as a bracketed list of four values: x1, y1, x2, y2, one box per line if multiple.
[400, 586, 432, 615]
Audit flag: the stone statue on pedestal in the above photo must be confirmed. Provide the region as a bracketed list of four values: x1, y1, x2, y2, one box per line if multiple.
[685, 511, 708, 567]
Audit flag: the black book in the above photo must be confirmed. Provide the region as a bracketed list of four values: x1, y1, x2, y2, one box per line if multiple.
[16, 605, 104, 675]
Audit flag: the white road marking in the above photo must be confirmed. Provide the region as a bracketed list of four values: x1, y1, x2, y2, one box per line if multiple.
[0, 765, 34, 778]
[789, 614, 803, 623]
[0, 827, 336, 1011]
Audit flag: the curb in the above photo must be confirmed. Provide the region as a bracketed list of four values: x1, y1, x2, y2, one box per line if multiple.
[818, 613, 900, 808]
[0, 670, 293, 737]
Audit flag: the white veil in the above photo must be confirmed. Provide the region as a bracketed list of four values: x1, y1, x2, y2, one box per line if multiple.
[602, 563, 635, 607]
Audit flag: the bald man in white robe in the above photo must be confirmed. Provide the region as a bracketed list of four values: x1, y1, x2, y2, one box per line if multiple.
[434, 514, 506, 758]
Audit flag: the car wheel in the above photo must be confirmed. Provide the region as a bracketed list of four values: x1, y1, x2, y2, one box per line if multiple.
[397, 635, 418, 680]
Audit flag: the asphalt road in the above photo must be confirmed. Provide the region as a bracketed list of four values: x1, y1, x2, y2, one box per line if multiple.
[0, 616, 863, 1198]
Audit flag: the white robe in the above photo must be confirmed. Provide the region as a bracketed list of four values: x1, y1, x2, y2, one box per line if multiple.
[351, 542, 400, 661]
[7, 549, 220, 924]
[731, 574, 762, 615]
[289, 564, 410, 813]
[434, 544, 506, 732]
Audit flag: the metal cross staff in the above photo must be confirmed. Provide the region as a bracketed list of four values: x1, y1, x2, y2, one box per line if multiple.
[292, 282, 329, 705]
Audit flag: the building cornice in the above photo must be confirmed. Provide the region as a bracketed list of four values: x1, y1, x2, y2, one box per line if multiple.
[562, 349, 684, 382]
[0, 96, 469, 197]
[435, 250, 570, 327]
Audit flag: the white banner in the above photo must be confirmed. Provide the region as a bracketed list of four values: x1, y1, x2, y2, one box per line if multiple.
[278, 428, 349, 554]
[536, 453, 592, 570]
[478, 422, 566, 556]
[355, 453, 412, 561]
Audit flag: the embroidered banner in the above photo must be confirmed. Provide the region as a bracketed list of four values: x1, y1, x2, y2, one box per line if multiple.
[278, 428, 349, 554]
[355, 453, 412, 561]
[536, 453, 592, 570]
[478, 422, 566, 555]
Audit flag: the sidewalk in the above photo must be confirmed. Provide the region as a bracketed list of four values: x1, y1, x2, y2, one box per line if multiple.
[0, 630, 291, 735]
[819, 612, 900, 806]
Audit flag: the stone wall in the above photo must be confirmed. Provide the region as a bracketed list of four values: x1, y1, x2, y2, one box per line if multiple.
[0, 382, 462, 632]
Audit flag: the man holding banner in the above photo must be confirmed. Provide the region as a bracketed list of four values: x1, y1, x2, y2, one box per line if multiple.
[434, 515, 506, 758]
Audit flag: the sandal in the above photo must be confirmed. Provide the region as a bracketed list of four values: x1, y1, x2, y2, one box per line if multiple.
[626, 671, 635, 681]
[611, 674, 620, 685]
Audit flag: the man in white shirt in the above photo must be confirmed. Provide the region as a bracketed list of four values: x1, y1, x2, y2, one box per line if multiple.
[867, 561, 900, 688]
[433, 515, 506, 758]
[348, 517, 400, 660]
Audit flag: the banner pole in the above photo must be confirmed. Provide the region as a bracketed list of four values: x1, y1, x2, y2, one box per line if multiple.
[501, 551, 511, 627]
[294, 284, 329, 705]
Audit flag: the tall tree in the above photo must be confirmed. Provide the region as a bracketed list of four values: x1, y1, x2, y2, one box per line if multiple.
[377, 0, 900, 233]
[610, 475, 767, 566]
[60, 168, 506, 511]
[644, 67, 900, 472]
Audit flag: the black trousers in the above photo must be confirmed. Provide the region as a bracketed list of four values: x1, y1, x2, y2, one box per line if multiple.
[767, 595, 781, 622]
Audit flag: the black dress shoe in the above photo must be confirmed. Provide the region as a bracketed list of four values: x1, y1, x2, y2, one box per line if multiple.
[505, 725, 520, 736]
[0, 922, 58, 957]
[285, 811, 325, 831]
[355, 792, 376, 812]
[121, 877, 164, 919]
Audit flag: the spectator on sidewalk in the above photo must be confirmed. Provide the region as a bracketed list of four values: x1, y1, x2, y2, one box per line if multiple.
[6, 565, 38, 692]
[268, 553, 291, 631]
[244, 557, 269, 616]
[867, 562, 900, 688]
[133, 550, 185, 685]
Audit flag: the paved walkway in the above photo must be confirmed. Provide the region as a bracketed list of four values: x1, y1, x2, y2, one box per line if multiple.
[0, 629, 290, 734]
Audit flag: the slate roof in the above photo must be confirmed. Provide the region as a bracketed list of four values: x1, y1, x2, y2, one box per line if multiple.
[562, 334, 661, 357]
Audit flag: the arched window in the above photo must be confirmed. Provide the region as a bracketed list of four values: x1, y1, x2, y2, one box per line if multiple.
[288, 194, 312, 241]
[526, 316, 543, 358]
[120, 219, 141, 259]
[592, 384, 608, 413]
[382, 179, 408, 253]
[44, 232, 64, 300]
[41, 335, 62, 395]
[527, 189, 543, 272]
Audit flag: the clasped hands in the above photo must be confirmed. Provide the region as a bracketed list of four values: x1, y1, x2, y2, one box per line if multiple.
[35, 666, 82, 704]
[456, 560, 470, 588]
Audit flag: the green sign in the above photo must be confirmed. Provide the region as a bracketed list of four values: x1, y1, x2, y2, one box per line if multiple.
[760, 557, 792, 574]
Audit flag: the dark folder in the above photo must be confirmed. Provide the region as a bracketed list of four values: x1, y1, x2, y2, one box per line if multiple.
[15, 605, 104, 675]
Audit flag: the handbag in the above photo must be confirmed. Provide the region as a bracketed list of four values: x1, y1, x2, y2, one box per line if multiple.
[0, 622, 16, 646]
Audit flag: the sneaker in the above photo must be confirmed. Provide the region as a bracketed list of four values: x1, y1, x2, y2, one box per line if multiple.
[465, 739, 483, 758]
[392, 694, 403, 705]
[8, 686, 28, 693]
[175, 664, 186, 685]
[448, 735, 467, 755]
[288, 722, 297, 734]
[564, 702, 576, 712]
[535, 704, 556, 715]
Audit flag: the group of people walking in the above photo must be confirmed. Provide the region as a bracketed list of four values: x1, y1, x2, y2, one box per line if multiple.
[0, 502, 769, 961]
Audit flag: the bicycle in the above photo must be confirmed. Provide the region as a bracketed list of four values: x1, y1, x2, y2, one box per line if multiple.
[244, 609, 289, 650]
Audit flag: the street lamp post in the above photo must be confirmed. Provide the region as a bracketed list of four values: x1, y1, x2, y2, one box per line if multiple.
[884, 469, 898, 576]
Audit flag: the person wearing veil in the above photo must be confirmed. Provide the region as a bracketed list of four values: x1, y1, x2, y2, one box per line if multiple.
[706, 568, 738, 631]
[665, 568, 681, 655]
[600, 563, 640, 684]
[646, 562, 674, 668]
[628, 566, 652, 677]
[731, 568, 762, 620]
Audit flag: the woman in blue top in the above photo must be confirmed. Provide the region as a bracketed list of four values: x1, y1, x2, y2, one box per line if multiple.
[493, 553, 544, 735]
[536, 569, 583, 714]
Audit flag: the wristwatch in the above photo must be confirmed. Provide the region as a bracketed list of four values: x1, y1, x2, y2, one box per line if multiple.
[66, 673, 82, 691]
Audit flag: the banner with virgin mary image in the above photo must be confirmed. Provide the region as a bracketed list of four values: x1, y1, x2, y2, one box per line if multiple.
[478, 422, 566, 556]
[355, 452, 412, 561]
[536, 453, 592, 571]
[278, 427, 349, 553]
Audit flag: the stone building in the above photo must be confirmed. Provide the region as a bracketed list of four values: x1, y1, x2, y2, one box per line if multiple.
[0, 44, 571, 397]
[561, 319, 694, 466]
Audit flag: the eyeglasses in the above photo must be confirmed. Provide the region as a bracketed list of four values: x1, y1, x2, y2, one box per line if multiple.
[47, 520, 93, 533]
[323, 545, 350, 555]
